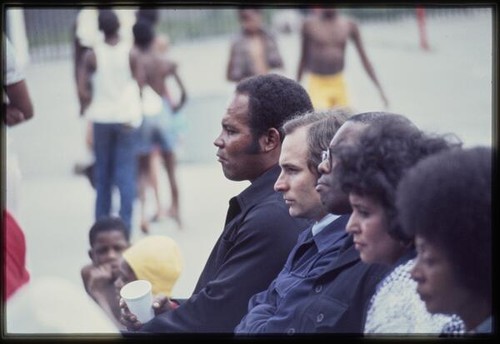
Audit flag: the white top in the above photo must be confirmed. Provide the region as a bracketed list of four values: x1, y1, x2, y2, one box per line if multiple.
[75, 8, 102, 48]
[84, 40, 142, 126]
[75, 8, 136, 48]
[4, 36, 25, 216]
[4, 36, 24, 86]
[364, 258, 460, 334]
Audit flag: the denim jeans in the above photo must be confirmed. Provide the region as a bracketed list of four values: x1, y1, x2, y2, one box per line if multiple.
[93, 122, 138, 232]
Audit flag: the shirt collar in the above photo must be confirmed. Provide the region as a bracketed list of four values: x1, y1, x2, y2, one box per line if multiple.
[312, 214, 350, 253]
[311, 213, 339, 236]
[236, 165, 281, 211]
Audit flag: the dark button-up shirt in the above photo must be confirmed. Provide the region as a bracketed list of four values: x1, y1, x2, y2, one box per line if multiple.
[137, 165, 309, 333]
[235, 230, 389, 334]
[235, 214, 350, 333]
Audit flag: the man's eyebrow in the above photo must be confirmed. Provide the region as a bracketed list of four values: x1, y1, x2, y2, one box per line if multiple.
[280, 162, 297, 169]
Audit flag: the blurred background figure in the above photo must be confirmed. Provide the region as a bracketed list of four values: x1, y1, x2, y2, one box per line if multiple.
[297, 7, 388, 111]
[4, 35, 34, 218]
[416, 7, 430, 51]
[3, 35, 34, 305]
[6, 276, 120, 334]
[132, 11, 188, 232]
[398, 147, 492, 334]
[226, 8, 284, 82]
[76, 9, 143, 232]
[136, 8, 170, 52]
[4, 35, 34, 128]
[4, 209, 30, 301]
[71, 8, 99, 188]
[72, 8, 137, 189]
[81, 216, 130, 327]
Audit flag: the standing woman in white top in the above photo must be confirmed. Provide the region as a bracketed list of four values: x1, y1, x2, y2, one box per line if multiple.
[77, 9, 144, 234]
[333, 118, 464, 335]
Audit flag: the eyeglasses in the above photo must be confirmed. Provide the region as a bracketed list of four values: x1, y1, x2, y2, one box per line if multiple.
[321, 148, 332, 165]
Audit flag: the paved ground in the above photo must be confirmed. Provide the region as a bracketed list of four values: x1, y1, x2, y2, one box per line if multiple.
[5, 9, 494, 328]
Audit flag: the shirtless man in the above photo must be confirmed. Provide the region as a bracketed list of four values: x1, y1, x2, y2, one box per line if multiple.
[227, 8, 284, 82]
[297, 8, 388, 110]
[131, 19, 187, 231]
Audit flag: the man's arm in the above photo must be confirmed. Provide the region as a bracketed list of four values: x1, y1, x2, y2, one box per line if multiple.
[226, 42, 236, 82]
[350, 21, 389, 108]
[76, 49, 96, 115]
[4, 80, 34, 126]
[234, 280, 279, 333]
[296, 20, 308, 82]
[160, 59, 187, 113]
[226, 40, 244, 82]
[171, 70, 187, 113]
[3, 36, 34, 126]
[136, 202, 301, 333]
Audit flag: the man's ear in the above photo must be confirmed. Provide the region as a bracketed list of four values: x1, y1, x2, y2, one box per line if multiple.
[88, 249, 94, 263]
[260, 128, 281, 152]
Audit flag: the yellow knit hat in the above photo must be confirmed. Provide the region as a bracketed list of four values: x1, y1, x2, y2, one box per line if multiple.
[122, 235, 183, 297]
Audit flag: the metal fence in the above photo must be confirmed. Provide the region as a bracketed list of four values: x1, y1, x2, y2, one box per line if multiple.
[22, 8, 80, 63]
[7, 7, 491, 64]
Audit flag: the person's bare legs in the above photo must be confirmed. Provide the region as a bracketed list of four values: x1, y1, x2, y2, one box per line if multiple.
[137, 154, 151, 233]
[162, 150, 181, 228]
[148, 149, 164, 221]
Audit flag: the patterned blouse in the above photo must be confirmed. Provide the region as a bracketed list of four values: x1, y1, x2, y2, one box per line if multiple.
[364, 258, 465, 335]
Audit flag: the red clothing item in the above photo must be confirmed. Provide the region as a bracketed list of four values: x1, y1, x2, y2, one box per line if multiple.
[3, 209, 30, 300]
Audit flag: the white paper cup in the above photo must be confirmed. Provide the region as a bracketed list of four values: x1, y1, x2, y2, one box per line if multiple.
[120, 280, 154, 323]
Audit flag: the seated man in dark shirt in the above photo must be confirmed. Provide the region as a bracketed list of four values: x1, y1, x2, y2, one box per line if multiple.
[121, 74, 313, 333]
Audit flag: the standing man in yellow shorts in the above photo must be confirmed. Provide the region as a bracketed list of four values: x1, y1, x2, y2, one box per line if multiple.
[297, 8, 388, 110]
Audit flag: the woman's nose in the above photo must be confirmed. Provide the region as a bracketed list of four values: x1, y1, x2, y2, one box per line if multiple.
[345, 213, 358, 234]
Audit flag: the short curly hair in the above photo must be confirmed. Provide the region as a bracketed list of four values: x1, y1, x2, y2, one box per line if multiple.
[89, 216, 130, 247]
[236, 74, 313, 144]
[133, 19, 155, 51]
[396, 146, 492, 301]
[334, 118, 462, 244]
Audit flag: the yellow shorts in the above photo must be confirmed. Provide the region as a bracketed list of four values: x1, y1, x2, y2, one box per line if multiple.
[307, 73, 349, 110]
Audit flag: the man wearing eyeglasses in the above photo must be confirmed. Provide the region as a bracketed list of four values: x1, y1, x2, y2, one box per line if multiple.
[235, 109, 351, 333]
[236, 112, 408, 334]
